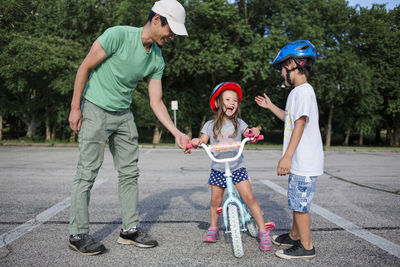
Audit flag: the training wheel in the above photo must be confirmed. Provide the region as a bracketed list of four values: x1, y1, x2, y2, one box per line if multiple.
[265, 221, 275, 230]
[216, 207, 223, 214]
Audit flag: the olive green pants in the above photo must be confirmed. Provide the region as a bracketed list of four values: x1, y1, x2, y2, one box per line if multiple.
[69, 100, 139, 235]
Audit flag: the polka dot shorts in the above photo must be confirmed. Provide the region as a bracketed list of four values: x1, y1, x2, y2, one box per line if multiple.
[208, 168, 248, 188]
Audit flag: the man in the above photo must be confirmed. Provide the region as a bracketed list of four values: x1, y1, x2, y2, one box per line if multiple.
[68, 0, 190, 255]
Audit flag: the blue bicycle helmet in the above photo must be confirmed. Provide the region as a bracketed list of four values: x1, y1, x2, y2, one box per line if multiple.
[272, 40, 316, 70]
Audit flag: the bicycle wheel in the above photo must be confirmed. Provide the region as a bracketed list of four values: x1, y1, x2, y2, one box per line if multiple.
[246, 218, 258, 238]
[228, 204, 244, 258]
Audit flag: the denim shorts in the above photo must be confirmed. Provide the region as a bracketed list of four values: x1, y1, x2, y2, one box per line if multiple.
[287, 173, 317, 212]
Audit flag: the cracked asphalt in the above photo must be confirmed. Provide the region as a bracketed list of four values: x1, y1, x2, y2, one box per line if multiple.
[0, 146, 399, 266]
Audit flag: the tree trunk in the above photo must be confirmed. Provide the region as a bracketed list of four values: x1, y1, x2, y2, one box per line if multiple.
[387, 127, 394, 146]
[394, 127, 399, 146]
[51, 124, 56, 140]
[24, 114, 40, 138]
[240, 0, 248, 24]
[152, 120, 163, 145]
[198, 115, 207, 137]
[374, 128, 381, 145]
[385, 123, 392, 146]
[185, 125, 192, 139]
[359, 133, 363, 146]
[0, 114, 2, 141]
[344, 126, 351, 145]
[325, 103, 334, 147]
[45, 112, 51, 141]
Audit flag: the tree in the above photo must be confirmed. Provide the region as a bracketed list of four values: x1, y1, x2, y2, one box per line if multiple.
[160, 0, 246, 138]
[0, 33, 83, 138]
[353, 5, 400, 146]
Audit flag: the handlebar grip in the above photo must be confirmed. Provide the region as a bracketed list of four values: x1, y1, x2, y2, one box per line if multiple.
[244, 130, 264, 143]
[256, 135, 264, 141]
[244, 131, 264, 141]
[244, 131, 254, 138]
[186, 143, 198, 149]
[249, 134, 264, 143]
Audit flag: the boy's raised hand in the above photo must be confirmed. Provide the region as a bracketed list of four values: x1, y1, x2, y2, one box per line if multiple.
[255, 93, 273, 110]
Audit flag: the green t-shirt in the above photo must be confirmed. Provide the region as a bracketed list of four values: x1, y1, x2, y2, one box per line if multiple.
[83, 26, 165, 111]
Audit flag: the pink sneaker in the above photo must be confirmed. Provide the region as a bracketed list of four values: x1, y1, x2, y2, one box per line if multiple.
[203, 226, 220, 243]
[258, 231, 273, 251]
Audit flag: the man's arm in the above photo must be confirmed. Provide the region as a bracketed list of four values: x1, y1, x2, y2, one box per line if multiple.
[277, 116, 306, 176]
[148, 78, 190, 150]
[69, 40, 108, 134]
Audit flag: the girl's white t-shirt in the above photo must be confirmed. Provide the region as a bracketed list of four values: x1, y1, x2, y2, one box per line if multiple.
[283, 83, 324, 176]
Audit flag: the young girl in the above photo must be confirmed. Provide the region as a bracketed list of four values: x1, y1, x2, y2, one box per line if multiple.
[190, 82, 272, 252]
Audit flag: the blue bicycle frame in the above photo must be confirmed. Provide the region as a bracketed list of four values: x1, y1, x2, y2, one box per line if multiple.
[197, 137, 255, 234]
[222, 164, 253, 233]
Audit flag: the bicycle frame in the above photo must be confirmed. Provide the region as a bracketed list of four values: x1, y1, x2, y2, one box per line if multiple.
[187, 133, 274, 257]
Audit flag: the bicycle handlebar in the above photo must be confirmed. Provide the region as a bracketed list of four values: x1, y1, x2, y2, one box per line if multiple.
[244, 131, 264, 143]
[186, 133, 264, 163]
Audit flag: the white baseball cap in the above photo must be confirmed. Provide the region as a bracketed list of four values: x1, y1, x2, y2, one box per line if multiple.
[151, 0, 188, 36]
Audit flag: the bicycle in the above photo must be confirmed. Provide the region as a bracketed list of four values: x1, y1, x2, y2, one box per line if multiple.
[187, 132, 275, 258]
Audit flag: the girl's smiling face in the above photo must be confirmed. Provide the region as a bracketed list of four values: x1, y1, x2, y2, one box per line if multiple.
[221, 90, 239, 119]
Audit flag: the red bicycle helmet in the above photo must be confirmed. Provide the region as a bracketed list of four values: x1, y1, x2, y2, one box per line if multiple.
[209, 82, 242, 113]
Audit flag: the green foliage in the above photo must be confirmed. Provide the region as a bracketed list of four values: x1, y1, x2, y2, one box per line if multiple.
[355, 6, 400, 133]
[0, 0, 399, 145]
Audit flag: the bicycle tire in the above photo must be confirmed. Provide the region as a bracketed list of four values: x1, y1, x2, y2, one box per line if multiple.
[228, 204, 244, 258]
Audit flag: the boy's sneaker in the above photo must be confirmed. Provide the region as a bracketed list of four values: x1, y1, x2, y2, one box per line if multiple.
[117, 227, 158, 248]
[272, 233, 298, 247]
[69, 234, 106, 256]
[203, 226, 220, 243]
[275, 240, 316, 259]
[258, 231, 273, 251]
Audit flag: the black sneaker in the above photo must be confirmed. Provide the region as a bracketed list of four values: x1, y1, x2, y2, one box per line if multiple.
[117, 227, 158, 248]
[69, 234, 106, 256]
[275, 240, 316, 259]
[271, 233, 298, 247]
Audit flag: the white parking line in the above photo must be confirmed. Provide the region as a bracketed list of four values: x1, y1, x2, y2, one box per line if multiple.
[0, 178, 107, 249]
[261, 179, 400, 259]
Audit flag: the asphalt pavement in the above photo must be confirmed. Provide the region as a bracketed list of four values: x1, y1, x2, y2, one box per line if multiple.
[0, 146, 399, 266]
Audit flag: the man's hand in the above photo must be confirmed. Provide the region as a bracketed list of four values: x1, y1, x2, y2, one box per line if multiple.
[175, 132, 191, 153]
[277, 154, 291, 176]
[69, 108, 82, 135]
[255, 93, 273, 110]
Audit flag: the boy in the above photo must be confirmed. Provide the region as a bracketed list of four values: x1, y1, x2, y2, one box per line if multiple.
[255, 40, 324, 259]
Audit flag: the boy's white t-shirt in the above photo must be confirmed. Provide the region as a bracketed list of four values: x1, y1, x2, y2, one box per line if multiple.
[283, 83, 324, 176]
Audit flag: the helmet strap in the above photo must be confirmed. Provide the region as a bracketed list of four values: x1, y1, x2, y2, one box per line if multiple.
[284, 66, 294, 86]
[284, 63, 300, 87]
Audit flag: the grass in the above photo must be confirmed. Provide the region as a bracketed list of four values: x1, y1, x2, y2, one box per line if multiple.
[323, 145, 400, 152]
[1, 139, 399, 152]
